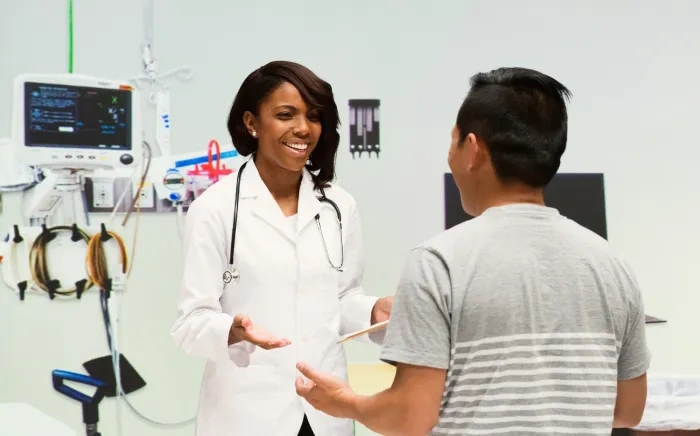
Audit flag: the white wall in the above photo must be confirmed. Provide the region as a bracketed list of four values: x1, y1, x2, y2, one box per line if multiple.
[1, 1, 699, 435]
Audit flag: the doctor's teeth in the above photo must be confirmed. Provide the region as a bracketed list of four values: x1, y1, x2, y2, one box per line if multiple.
[286, 143, 309, 150]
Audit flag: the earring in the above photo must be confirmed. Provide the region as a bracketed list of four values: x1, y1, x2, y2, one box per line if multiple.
[251, 130, 257, 138]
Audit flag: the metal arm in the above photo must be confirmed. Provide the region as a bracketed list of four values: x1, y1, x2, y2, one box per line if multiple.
[22, 170, 90, 227]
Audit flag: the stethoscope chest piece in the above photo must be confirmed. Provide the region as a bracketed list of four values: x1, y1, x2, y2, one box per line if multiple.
[223, 266, 240, 285]
[224, 159, 345, 287]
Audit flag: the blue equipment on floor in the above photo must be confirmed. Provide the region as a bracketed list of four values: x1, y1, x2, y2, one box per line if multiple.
[52, 369, 107, 436]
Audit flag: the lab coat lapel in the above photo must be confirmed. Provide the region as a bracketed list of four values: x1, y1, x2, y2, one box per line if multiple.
[239, 160, 295, 243]
[296, 168, 322, 235]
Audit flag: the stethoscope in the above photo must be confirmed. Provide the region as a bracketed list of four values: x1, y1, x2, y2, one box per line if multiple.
[223, 159, 344, 285]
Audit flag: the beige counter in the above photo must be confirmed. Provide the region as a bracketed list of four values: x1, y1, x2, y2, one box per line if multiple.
[347, 363, 396, 394]
[346, 363, 396, 436]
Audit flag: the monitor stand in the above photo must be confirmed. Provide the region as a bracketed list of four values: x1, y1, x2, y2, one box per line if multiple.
[22, 169, 93, 228]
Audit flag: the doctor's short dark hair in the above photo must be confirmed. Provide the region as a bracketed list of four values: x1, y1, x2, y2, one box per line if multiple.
[456, 67, 572, 188]
[227, 60, 341, 188]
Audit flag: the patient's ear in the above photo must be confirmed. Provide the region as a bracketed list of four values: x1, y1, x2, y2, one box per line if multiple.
[466, 133, 488, 172]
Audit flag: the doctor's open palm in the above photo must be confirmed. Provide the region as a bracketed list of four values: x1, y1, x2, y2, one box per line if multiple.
[229, 314, 292, 350]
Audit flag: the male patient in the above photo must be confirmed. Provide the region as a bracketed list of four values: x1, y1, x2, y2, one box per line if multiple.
[294, 67, 651, 435]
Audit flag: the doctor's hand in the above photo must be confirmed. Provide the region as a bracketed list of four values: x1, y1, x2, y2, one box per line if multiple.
[371, 296, 394, 324]
[295, 362, 358, 419]
[229, 314, 291, 350]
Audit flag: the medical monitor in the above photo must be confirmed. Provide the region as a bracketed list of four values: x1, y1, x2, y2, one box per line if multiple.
[11, 74, 142, 171]
[444, 172, 608, 240]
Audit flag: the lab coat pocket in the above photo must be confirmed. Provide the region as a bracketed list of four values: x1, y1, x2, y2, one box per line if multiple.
[202, 362, 292, 433]
[208, 362, 289, 398]
[232, 364, 289, 394]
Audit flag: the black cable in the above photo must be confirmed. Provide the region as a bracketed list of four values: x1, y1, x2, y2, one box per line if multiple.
[100, 291, 113, 352]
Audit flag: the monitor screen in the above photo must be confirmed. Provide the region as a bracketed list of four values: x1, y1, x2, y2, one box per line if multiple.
[23, 81, 132, 151]
[444, 172, 608, 240]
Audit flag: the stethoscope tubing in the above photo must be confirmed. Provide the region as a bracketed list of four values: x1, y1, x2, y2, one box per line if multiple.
[227, 158, 344, 275]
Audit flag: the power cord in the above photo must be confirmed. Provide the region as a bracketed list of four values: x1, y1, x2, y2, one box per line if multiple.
[84, 223, 130, 436]
[120, 140, 152, 273]
[108, 139, 153, 229]
[101, 138, 195, 432]
[100, 258, 196, 431]
[121, 140, 153, 227]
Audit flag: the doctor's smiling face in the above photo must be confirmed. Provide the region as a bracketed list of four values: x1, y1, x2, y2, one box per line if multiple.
[244, 82, 321, 172]
[227, 61, 341, 189]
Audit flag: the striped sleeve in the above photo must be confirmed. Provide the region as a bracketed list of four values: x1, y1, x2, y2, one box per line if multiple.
[379, 247, 452, 370]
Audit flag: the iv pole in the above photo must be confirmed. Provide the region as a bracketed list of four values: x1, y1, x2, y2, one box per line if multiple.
[131, 0, 193, 158]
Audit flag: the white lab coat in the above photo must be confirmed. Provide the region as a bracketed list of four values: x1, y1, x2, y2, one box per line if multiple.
[171, 158, 379, 436]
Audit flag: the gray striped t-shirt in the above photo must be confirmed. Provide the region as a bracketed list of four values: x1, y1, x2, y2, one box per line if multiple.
[379, 204, 651, 435]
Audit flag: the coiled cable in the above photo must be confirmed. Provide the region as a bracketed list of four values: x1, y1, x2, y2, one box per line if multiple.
[85, 224, 129, 292]
[28, 224, 92, 299]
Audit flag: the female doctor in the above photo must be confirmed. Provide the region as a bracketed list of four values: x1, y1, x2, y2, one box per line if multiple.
[171, 60, 393, 436]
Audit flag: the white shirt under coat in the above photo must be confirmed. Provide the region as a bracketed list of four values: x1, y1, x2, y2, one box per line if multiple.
[171, 158, 380, 436]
